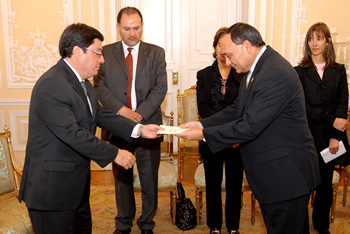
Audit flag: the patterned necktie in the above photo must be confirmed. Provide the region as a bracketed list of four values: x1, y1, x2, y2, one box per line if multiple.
[81, 81, 88, 96]
[126, 47, 133, 108]
[81, 81, 93, 115]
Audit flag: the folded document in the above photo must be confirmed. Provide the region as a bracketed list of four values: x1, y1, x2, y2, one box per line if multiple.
[157, 125, 188, 134]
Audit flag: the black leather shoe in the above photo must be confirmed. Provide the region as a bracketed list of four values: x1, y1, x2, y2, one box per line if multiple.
[141, 230, 153, 234]
[113, 229, 131, 234]
[210, 228, 221, 234]
[228, 230, 240, 234]
[318, 231, 330, 234]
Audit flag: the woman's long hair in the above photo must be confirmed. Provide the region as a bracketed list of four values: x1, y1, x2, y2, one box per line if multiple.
[299, 22, 336, 69]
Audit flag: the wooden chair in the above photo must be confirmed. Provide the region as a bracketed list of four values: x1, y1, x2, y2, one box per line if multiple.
[177, 86, 199, 182]
[342, 165, 350, 207]
[0, 126, 33, 233]
[133, 111, 177, 225]
[310, 170, 340, 223]
[194, 163, 256, 225]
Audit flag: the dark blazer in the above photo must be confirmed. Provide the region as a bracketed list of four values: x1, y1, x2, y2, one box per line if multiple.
[18, 59, 137, 210]
[295, 64, 348, 153]
[196, 61, 243, 119]
[201, 46, 321, 204]
[94, 41, 167, 130]
[196, 60, 243, 156]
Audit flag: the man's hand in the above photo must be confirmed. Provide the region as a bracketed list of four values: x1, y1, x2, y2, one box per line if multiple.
[118, 106, 143, 123]
[114, 149, 136, 170]
[333, 117, 348, 132]
[139, 124, 164, 139]
[179, 121, 203, 129]
[174, 128, 204, 141]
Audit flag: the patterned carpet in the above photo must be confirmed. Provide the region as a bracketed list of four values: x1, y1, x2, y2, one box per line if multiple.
[90, 183, 350, 234]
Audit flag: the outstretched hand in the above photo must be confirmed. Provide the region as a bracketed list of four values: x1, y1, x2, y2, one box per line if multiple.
[141, 124, 164, 139]
[114, 149, 136, 170]
[174, 127, 204, 141]
[174, 121, 204, 141]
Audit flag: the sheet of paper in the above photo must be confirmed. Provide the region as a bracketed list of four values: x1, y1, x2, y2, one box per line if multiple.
[157, 125, 188, 134]
[320, 140, 346, 163]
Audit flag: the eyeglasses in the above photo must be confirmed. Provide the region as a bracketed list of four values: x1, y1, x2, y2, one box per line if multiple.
[84, 47, 103, 57]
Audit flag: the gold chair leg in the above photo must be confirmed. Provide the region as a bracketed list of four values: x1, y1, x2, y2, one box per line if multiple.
[331, 184, 338, 223]
[343, 172, 349, 207]
[170, 191, 177, 225]
[196, 190, 202, 224]
[251, 193, 255, 225]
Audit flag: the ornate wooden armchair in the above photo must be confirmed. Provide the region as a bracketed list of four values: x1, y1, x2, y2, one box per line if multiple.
[342, 166, 350, 207]
[177, 86, 199, 181]
[133, 111, 177, 225]
[0, 126, 33, 233]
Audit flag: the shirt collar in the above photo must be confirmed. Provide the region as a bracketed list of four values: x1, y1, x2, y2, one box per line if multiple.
[63, 58, 83, 82]
[249, 45, 267, 75]
[122, 41, 140, 55]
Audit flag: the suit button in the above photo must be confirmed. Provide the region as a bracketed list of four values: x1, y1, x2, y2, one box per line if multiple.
[322, 84, 326, 88]
[323, 99, 327, 103]
[124, 92, 127, 95]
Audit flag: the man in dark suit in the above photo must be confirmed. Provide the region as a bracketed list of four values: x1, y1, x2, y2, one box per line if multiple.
[18, 23, 162, 234]
[176, 23, 321, 233]
[93, 7, 167, 234]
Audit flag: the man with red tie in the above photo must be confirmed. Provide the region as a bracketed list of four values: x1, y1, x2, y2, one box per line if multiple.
[93, 6, 167, 234]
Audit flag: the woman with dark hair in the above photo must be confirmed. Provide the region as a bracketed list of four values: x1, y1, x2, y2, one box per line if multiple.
[196, 27, 245, 234]
[295, 22, 349, 234]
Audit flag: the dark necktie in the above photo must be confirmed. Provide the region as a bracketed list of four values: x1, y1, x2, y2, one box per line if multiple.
[81, 81, 93, 115]
[126, 48, 133, 108]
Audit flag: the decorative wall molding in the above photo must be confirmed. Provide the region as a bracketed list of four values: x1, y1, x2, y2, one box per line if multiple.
[0, 111, 4, 131]
[293, 0, 307, 65]
[2, 0, 68, 88]
[0, 99, 30, 105]
[9, 110, 28, 151]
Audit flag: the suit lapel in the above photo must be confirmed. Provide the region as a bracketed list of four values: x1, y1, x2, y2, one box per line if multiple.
[58, 59, 88, 106]
[112, 42, 128, 77]
[305, 66, 322, 84]
[58, 59, 94, 121]
[136, 41, 149, 78]
[238, 46, 273, 115]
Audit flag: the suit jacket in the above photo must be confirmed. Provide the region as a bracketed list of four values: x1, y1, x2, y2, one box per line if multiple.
[18, 59, 137, 210]
[295, 64, 348, 153]
[94, 41, 167, 145]
[201, 46, 321, 204]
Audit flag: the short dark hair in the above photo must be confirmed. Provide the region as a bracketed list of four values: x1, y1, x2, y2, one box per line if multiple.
[59, 23, 104, 58]
[226, 23, 265, 47]
[212, 27, 228, 58]
[117, 6, 143, 24]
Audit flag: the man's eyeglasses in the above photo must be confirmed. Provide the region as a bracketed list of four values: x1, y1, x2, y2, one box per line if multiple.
[84, 47, 103, 57]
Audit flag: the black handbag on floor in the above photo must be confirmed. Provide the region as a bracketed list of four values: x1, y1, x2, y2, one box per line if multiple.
[172, 182, 197, 230]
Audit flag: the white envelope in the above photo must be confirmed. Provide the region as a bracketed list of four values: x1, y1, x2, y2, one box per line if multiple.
[320, 140, 346, 163]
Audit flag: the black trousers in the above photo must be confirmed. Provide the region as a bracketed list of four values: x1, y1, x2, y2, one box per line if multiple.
[202, 147, 243, 230]
[112, 138, 161, 231]
[260, 193, 310, 234]
[28, 178, 92, 234]
[304, 160, 334, 232]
